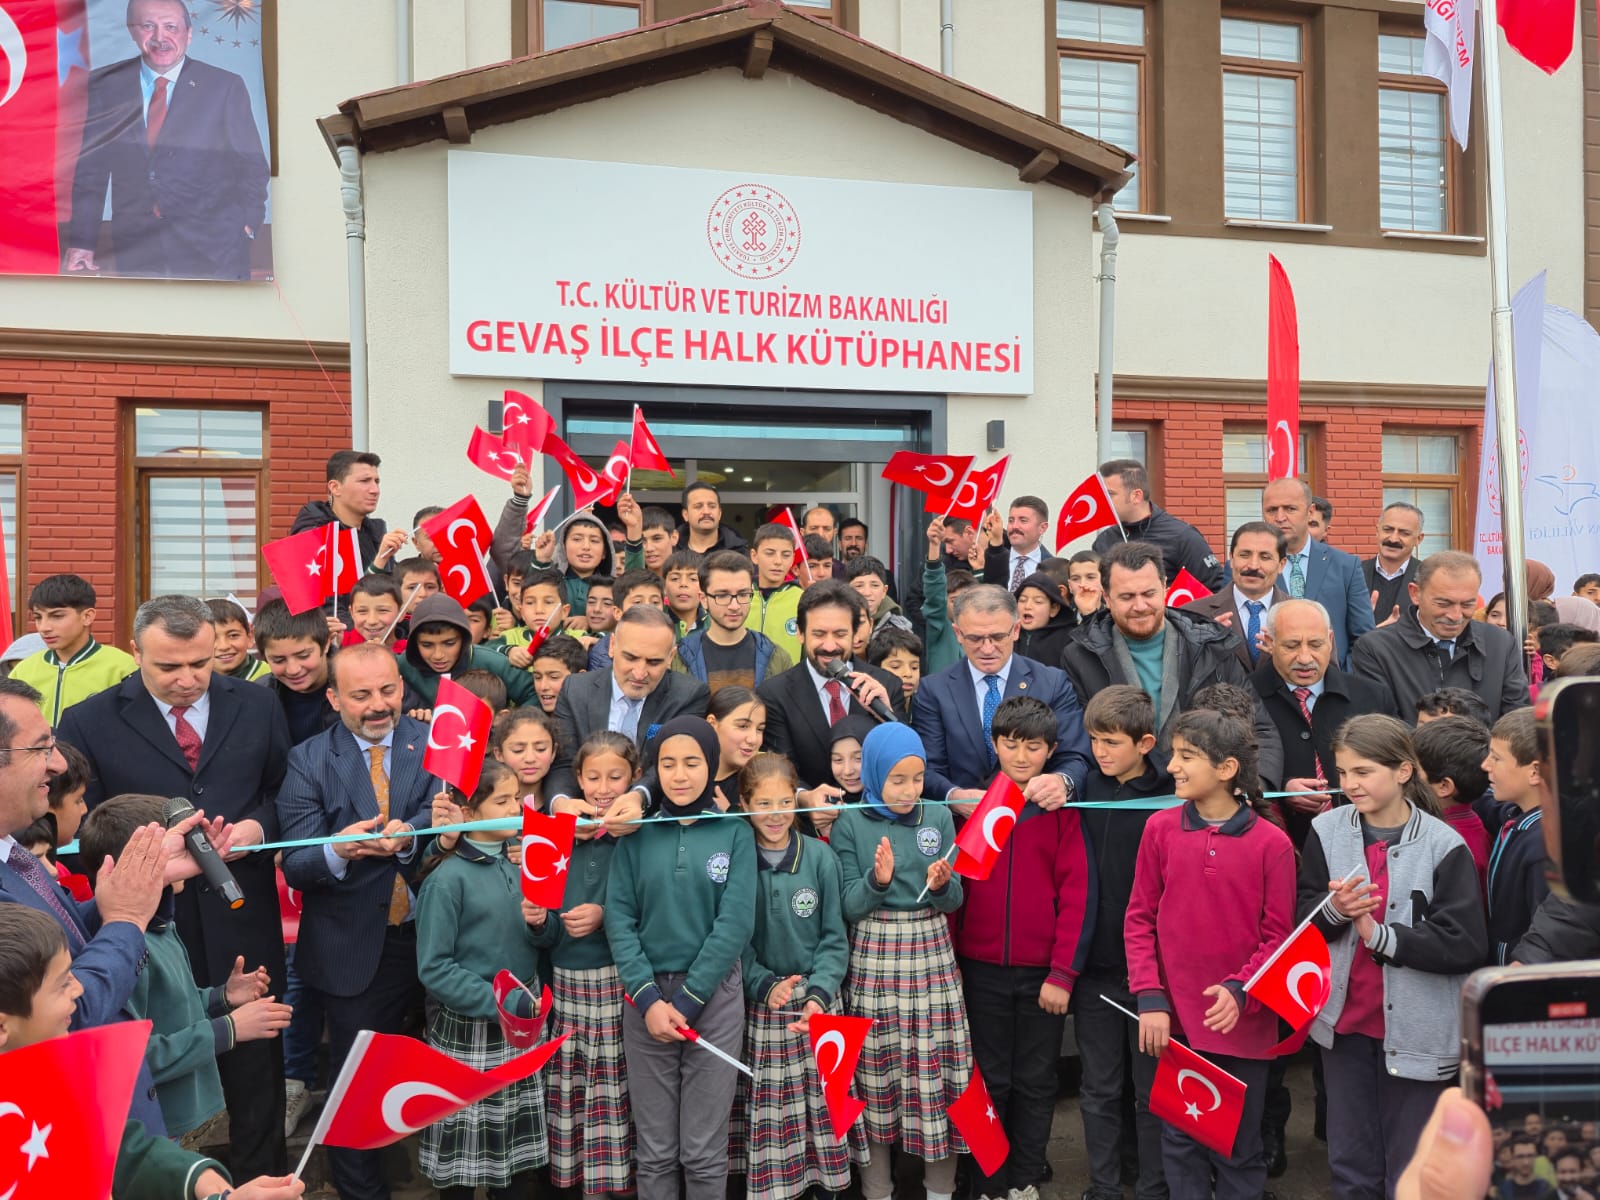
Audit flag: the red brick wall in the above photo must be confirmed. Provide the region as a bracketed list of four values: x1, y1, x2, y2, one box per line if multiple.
[1115, 397, 1485, 553]
[0, 356, 351, 639]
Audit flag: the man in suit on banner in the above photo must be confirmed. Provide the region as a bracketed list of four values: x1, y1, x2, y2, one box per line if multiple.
[64, 0, 269, 279]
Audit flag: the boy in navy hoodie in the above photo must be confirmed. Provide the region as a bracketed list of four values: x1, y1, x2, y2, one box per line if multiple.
[1479, 708, 1550, 963]
[952, 696, 1092, 1200]
[1073, 685, 1172, 1200]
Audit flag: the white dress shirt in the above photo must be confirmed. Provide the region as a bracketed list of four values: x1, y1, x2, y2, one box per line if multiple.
[154, 692, 210, 742]
[139, 58, 185, 122]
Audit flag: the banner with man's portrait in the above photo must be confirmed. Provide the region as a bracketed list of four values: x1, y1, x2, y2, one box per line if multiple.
[0, 0, 273, 281]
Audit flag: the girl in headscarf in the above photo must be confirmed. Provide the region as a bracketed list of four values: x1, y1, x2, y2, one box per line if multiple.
[831, 723, 973, 1200]
[604, 717, 755, 1200]
[1526, 560, 1556, 602]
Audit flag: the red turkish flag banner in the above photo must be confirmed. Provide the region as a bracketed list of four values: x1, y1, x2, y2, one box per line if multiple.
[310, 1029, 566, 1152]
[523, 485, 561, 536]
[520, 808, 578, 908]
[467, 426, 532, 482]
[423, 678, 493, 795]
[630, 406, 676, 476]
[926, 456, 1011, 524]
[0, 1020, 150, 1200]
[1243, 918, 1332, 1030]
[500, 390, 555, 454]
[1149, 1039, 1248, 1157]
[0, 1, 64, 274]
[1498, 0, 1575, 72]
[492, 972, 553, 1050]
[543, 433, 612, 510]
[1165, 568, 1214, 608]
[597, 440, 633, 506]
[328, 525, 362, 597]
[882, 451, 975, 495]
[423, 497, 494, 608]
[948, 1063, 1010, 1176]
[1266, 255, 1300, 481]
[1054, 473, 1118, 551]
[0, 493, 14, 653]
[808, 1014, 872, 1142]
[953, 773, 1027, 881]
[262, 524, 337, 614]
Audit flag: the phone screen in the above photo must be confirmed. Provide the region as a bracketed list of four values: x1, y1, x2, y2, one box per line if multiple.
[1538, 678, 1600, 904]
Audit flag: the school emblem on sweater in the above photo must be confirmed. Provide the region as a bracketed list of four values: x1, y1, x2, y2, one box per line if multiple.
[792, 887, 819, 918]
[786, 617, 798, 637]
[916, 826, 942, 857]
[707, 185, 801, 278]
[706, 851, 731, 884]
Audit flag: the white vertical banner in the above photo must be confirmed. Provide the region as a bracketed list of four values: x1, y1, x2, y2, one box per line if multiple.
[1422, 0, 1477, 150]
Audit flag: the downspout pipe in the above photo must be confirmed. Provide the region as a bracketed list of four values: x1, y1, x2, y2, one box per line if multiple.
[1095, 202, 1119, 467]
[337, 143, 369, 451]
[940, 0, 953, 74]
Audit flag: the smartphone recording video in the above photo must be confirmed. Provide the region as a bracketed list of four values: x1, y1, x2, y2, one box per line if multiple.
[1536, 678, 1600, 905]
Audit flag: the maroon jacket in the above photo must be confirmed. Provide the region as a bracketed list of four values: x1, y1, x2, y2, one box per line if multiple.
[951, 806, 1093, 990]
[1125, 801, 1297, 1059]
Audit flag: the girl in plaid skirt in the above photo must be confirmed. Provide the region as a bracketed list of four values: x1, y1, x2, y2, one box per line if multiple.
[529, 730, 640, 1199]
[415, 759, 549, 1200]
[832, 723, 972, 1200]
[729, 752, 868, 1199]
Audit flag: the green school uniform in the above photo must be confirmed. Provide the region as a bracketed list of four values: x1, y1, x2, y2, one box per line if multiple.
[830, 801, 963, 922]
[532, 836, 616, 971]
[416, 839, 542, 1018]
[743, 831, 850, 1009]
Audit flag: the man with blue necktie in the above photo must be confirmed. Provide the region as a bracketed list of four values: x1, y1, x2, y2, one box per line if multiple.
[1178, 522, 1289, 672]
[1261, 477, 1374, 668]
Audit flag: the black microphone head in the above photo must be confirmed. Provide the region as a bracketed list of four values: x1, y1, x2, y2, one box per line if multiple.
[163, 795, 198, 827]
[819, 657, 852, 682]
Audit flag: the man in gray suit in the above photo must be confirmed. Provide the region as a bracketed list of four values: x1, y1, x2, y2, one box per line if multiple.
[1262, 478, 1375, 668]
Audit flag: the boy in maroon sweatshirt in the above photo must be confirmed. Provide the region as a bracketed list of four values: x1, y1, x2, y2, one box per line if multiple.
[1412, 715, 1492, 900]
[952, 696, 1093, 1200]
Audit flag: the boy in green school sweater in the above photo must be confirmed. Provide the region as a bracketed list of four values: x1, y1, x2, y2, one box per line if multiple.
[12, 574, 136, 725]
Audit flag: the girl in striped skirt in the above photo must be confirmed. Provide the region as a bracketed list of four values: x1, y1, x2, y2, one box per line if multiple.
[831, 723, 972, 1200]
[528, 730, 639, 1200]
[729, 752, 868, 1199]
[415, 759, 548, 1200]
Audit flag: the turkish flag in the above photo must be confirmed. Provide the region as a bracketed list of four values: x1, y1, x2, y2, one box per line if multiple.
[310, 1028, 566, 1152]
[948, 1064, 1010, 1176]
[492, 972, 553, 1050]
[952, 773, 1027, 882]
[927, 456, 1011, 524]
[1499, 0, 1575, 73]
[276, 865, 303, 944]
[522, 609, 562, 660]
[500, 390, 555, 454]
[543, 433, 612, 510]
[1054, 473, 1118, 551]
[882, 451, 974, 495]
[1165, 568, 1213, 608]
[0, 491, 14, 652]
[1243, 919, 1331, 1031]
[467, 426, 531, 483]
[770, 506, 809, 578]
[262, 523, 337, 614]
[596, 440, 633, 506]
[1149, 1039, 1247, 1157]
[808, 1014, 871, 1142]
[523, 485, 561, 536]
[1266, 255, 1300, 481]
[423, 677, 493, 795]
[630, 406, 676, 477]
[328, 525, 362, 595]
[0, 1020, 151, 1200]
[421, 495, 494, 607]
[520, 809, 578, 908]
[0, 1, 64, 274]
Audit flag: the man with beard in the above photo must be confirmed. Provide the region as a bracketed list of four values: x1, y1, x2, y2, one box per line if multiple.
[276, 644, 434, 1200]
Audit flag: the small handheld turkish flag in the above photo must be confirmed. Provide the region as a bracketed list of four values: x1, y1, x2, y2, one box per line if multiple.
[523, 485, 561, 536]
[0, 1020, 152, 1200]
[467, 426, 530, 483]
[630, 406, 676, 477]
[808, 1014, 872, 1142]
[882, 451, 975, 494]
[421, 496, 494, 568]
[424, 678, 493, 795]
[328, 525, 362, 597]
[493, 972, 553, 1049]
[1165, 568, 1213, 608]
[597, 440, 633, 506]
[500, 390, 555, 455]
[521, 809, 578, 908]
[543, 432, 613, 510]
[263, 523, 338, 614]
[926, 456, 1010, 525]
[1054, 473, 1118, 551]
[952, 773, 1027, 882]
[769, 506, 810, 579]
[948, 1064, 1010, 1176]
[308, 1029, 565, 1153]
[1149, 1039, 1247, 1157]
[1243, 919, 1331, 1030]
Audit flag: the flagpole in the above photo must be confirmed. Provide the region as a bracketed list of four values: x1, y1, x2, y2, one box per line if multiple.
[377, 581, 425, 645]
[1477, 0, 1530, 649]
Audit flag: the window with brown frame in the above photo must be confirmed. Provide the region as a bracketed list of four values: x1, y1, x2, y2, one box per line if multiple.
[1110, 420, 1161, 503]
[1377, 33, 1452, 233]
[782, 0, 842, 21]
[1221, 14, 1307, 223]
[132, 407, 266, 604]
[1381, 430, 1463, 551]
[0, 404, 24, 639]
[1221, 424, 1316, 548]
[1053, 1, 1148, 212]
[522, 0, 650, 54]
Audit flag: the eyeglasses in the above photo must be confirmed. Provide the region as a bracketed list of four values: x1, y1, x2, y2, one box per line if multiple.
[0, 738, 58, 758]
[705, 590, 755, 606]
[954, 629, 1014, 648]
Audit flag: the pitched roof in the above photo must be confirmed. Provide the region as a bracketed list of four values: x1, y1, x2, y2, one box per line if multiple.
[318, 0, 1132, 197]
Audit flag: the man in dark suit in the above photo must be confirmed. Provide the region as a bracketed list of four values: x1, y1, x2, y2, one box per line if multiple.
[545, 604, 710, 806]
[1262, 478, 1375, 668]
[276, 643, 436, 1200]
[979, 496, 1056, 592]
[912, 584, 1091, 812]
[1361, 501, 1425, 623]
[1180, 521, 1290, 672]
[64, 0, 268, 279]
[58, 594, 291, 1176]
[759, 580, 908, 800]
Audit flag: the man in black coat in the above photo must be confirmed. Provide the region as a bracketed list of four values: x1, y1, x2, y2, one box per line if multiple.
[1361, 501, 1425, 624]
[290, 450, 406, 587]
[1090, 459, 1225, 591]
[59, 594, 292, 1178]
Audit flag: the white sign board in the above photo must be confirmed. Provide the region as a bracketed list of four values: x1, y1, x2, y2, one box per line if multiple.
[447, 152, 1034, 394]
[1485, 1020, 1600, 1067]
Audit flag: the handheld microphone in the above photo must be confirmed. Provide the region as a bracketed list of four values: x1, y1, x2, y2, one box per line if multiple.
[163, 796, 245, 910]
[819, 657, 898, 724]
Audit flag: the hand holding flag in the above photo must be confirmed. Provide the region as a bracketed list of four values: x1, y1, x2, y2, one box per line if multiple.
[424, 678, 493, 796]
[1148, 1039, 1247, 1157]
[493, 972, 553, 1049]
[1054, 473, 1118, 551]
[952, 773, 1027, 881]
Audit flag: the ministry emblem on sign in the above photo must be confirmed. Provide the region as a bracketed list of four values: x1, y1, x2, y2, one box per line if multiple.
[707, 185, 801, 278]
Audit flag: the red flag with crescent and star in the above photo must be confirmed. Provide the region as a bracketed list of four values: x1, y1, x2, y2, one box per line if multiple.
[1266, 254, 1300, 481]
[423, 677, 493, 795]
[1498, 0, 1575, 73]
[262, 522, 341, 614]
[596, 440, 632, 506]
[523, 485, 561, 536]
[500, 390, 555, 455]
[520, 808, 577, 908]
[542, 432, 613, 510]
[492, 972, 553, 1050]
[1054, 472, 1118, 551]
[808, 1014, 871, 1142]
[948, 1063, 1010, 1175]
[420, 496, 495, 607]
[1165, 568, 1213, 609]
[1243, 917, 1332, 1052]
[0, 0, 66, 274]
[0, 1019, 150, 1200]
[1149, 1039, 1247, 1157]
[467, 426, 531, 483]
[927, 456, 1011, 525]
[308, 1029, 566, 1152]
[952, 773, 1027, 881]
[630, 406, 676, 477]
[882, 451, 975, 495]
